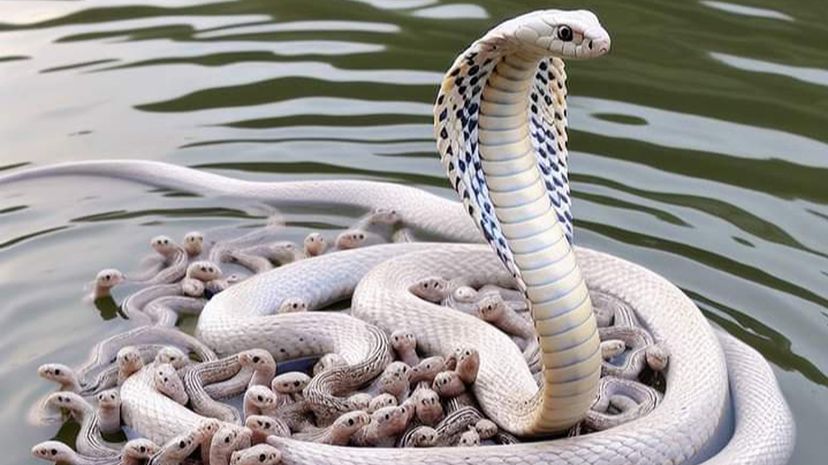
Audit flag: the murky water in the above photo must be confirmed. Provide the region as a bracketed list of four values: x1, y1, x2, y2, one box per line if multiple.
[0, 0, 825, 463]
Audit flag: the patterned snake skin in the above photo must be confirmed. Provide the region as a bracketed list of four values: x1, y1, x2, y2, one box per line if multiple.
[2, 9, 793, 465]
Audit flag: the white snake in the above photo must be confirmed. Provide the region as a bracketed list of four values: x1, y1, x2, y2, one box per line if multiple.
[4, 9, 794, 465]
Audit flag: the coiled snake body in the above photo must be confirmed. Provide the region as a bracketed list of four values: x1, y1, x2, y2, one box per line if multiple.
[4, 9, 793, 465]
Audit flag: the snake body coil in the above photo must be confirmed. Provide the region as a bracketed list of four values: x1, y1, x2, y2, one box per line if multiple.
[7, 9, 794, 465]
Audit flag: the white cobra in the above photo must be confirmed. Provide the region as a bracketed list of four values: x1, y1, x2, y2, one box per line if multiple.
[2, 9, 794, 465]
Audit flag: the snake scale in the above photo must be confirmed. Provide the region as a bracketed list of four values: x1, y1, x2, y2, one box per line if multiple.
[4, 9, 794, 465]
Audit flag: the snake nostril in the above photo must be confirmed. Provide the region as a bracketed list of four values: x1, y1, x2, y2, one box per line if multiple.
[588, 40, 593, 50]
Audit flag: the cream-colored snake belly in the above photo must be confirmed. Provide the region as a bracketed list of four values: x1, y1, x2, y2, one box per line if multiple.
[4, 8, 794, 465]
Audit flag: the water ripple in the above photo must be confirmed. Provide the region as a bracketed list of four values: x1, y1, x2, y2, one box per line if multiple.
[710, 52, 828, 87]
[700, 1, 794, 21]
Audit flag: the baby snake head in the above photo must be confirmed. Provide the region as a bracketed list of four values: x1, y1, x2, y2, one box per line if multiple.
[95, 268, 125, 288]
[213, 426, 238, 451]
[46, 391, 88, 414]
[31, 441, 73, 463]
[95, 389, 120, 409]
[279, 297, 307, 313]
[239, 349, 275, 369]
[229, 444, 281, 465]
[645, 343, 670, 371]
[347, 393, 372, 410]
[390, 330, 417, 353]
[368, 393, 398, 413]
[303, 232, 327, 256]
[183, 231, 204, 255]
[154, 346, 188, 369]
[150, 235, 177, 255]
[123, 439, 159, 459]
[432, 371, 466, 397]
[245, 415, 287, 437]
[409, 276, 449, 302]
[335, 229, 368, 250]
[410, 426, 439, 447]
[37, 363, 76, 386]
[475, 294, 506, 322]
[272, 372, 310, 394]
[458, 427, 481, 447]
[453, 347, 480, 384]
[376, 405, 410, 435]
[117, 346, 143, 369]
[246, 385, 276, 407]
[474, 419, 498, 439]
[335, 410, 371, 434]
[198, 419, 221, 438]
[186, 261, 222, 281]
[410, 356, 446, 383]
[383, 361, 410, 380]
[368, 207, 401, 225]
[417, 389, 441, 408]
[151, 430, 198, 465]
[491, 9, 610, 60]
[453, 285, 478, 302]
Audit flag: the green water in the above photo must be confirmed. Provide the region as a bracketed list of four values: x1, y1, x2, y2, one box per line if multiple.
[0, 0, 825, 463]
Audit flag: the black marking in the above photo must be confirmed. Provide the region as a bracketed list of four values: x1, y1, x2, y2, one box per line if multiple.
[439, 108, 448, 121]
[440, 128, 448, 139]
[468, 65, 479, 75]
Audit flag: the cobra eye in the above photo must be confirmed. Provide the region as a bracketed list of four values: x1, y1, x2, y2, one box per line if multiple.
[348, 418, 354, 425]
[54, 369, 61, 375]
[557, 25, 573, 42]
[51, 449, 57, 455]
[258, 396, 263, 401]
[294, 381, 300, 386]
[225, 437, 231, 443]
[140, 446, 146, 453]
[259, 454, 266, 462]
[179, 441, 186, 449]
[252, 356, 260, 363]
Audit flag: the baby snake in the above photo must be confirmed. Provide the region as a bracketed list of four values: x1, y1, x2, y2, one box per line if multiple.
[4, 9, 794, 465]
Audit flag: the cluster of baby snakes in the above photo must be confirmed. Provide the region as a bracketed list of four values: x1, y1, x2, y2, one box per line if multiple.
[12, 9, 795, 465]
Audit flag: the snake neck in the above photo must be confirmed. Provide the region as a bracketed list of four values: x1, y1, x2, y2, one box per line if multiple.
[435, 39, 600, 433]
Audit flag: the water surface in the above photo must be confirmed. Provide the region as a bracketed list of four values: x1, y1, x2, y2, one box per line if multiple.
[0, 1, 826, 463]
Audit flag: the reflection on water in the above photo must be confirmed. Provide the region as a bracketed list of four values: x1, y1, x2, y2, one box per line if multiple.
[0, 1, 826, 464]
